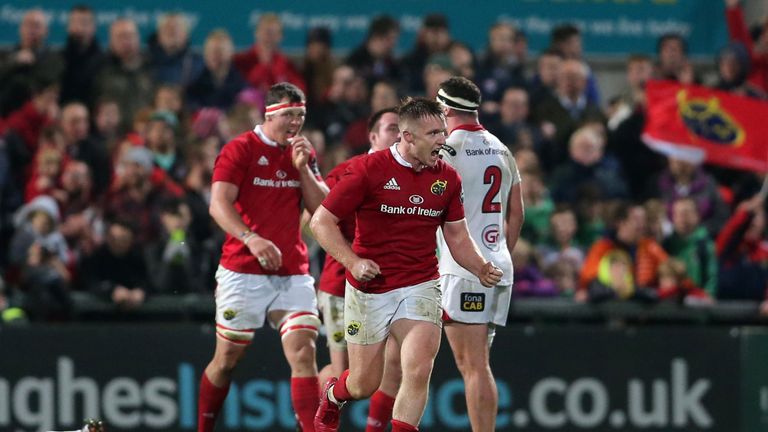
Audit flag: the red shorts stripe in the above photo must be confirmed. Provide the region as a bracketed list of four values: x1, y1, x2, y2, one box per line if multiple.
[216, 332, 251, 345]
[216, 323, 255, 333]
[279, 324, 319, 336]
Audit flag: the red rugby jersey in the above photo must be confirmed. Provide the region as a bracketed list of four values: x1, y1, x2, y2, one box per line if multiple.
[213, 126, 322, 275]
[317, 155, 363, 296]
[322, 146, 464, 293]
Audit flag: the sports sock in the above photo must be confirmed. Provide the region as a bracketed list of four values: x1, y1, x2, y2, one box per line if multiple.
[332, 369, 353, 402]
[365, 390, 396, 432]
[391, 419, 419, 431]
[291, 376, 320, 431]
[198, 372, 230, 432]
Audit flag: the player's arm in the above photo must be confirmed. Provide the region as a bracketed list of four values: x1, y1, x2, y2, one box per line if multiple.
[210, 181, 282, 270]
[505, 181, 524, 254]
[291, 135, 329, 213]
[310, 205, 380, 282]
[443, 219, 503, 287]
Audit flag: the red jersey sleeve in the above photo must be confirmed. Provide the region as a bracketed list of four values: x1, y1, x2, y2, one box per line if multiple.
[444, 170, 465, 223]
[212, 139, 248, 185]
[322, 158, 368, 220]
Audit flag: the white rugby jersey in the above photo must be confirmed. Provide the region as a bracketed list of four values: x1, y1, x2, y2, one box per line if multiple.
[437, 124, 521, 285]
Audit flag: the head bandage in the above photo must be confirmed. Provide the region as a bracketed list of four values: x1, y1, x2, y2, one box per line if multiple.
[278, 311, 320, 340]
[265, 101, 306, 116]
[436, 88, 479, 112]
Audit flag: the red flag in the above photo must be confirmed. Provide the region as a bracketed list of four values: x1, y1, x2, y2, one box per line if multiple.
[642, 80, 768, 173]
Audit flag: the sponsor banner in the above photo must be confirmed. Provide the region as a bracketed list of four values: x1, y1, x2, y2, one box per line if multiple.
[0, 0, 725, 56]
[741, 328, 768, 432]
[0, 325, 740, 431]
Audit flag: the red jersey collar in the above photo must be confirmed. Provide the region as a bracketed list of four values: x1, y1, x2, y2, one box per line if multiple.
[450, 123, 485, 133]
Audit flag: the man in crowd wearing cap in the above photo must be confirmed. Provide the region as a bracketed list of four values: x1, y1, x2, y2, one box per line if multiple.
[311, 97, 503, 432]
[437, 77, 524, 432]
[198, 82, 328, 432]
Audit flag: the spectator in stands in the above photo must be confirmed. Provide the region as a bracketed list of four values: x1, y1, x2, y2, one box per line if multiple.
[400, 13, 450, 94]
[486, 87, 544, 154]
[646, 157, 729, 236]
[539, 206, 585, 271]
[518, 155, 554, 245]
[655, 258, 712, 305]
[302, 27, 335, 110]
[529, 48, 562, 110]
[716, 193, 768, 312]
[90, 97, 122, 154]
[9, 195, 72, 320]
[57, 161, 101, 258]
[316, 65, 369, 149]
[234, 13, 305, 92]
[145, 110, 186, 183]
[643, 198, 672, 243]
[4, 76, 58, 163]
[715, 41, 766, 99]
[655, 32, 698, 84]
[0, 8, 62, 116]
[606, 53, 666, 198]
[83, 218, 149, 311]
[549, 23, 600, 104]
[663, 197, 719, 298]
[370, 80, 399, 114]
[60, 102, 110, 191]
[60, 5, 103, 105]
[724, 0, 768, 93]
[578, 202, 668, 303]
[106, 146, 182, 245]
[346, 14, 401, 88]
[186, 29, 248, 112]
[144, 197, 202, 293]
[24, 129, 65, 202]
[511, 239, 558, 298]
[477, 22, 527, 112]
[533, 59, 605, 170]
[148, 12, 203, 86]
[94, 18, 154, 133]
[422, 55, 453, 99]
[548, 126, 628, 204]
[448, 41, 477, 81]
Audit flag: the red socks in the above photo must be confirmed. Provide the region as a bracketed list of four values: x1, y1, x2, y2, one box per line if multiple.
[291, 376, 320, 431]
[198, 372, 230, 432]
[391, 419, 419, 432]
[366, 390, 396, 432]
[332, 369, 353, 401]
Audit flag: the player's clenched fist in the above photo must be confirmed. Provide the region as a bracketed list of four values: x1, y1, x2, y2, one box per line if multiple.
[350, 258, 381, 282]
[478, 261, 503, 287]
[290, 135, 313, 169]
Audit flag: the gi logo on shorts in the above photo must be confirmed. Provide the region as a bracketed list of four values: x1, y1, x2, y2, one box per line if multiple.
[347, 321, 361, 336]
[431, 179, 447, 196]
[223, 309, 237, 320]
[333, 331, 345, 343]
[461, 293, 485, 312]
[481, 224, 500, 251]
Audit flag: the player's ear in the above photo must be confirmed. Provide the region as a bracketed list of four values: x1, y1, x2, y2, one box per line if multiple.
[401, 129, 412, 143]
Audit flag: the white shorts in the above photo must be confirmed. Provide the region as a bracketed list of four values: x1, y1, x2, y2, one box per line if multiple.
[440, 274, 511, 327]
[317, 290, 347, 351]
[215, 265, 317, 335]
[344, 279, 442, 346]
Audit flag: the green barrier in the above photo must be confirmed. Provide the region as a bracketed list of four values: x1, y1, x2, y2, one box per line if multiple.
[741, 328, 768, 432]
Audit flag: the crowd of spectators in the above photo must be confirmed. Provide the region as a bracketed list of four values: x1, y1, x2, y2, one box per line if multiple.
[0, 3, 767, 322]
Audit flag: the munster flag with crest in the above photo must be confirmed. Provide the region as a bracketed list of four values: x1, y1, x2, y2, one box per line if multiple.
[642, 80, 768, 173]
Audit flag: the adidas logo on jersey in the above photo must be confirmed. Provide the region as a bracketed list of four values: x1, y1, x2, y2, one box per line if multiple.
[383, 177, 400, 190]
[258, 156, 269, 166]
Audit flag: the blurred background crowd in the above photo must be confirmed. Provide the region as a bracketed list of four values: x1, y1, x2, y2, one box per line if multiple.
[0, 2, 767, 322]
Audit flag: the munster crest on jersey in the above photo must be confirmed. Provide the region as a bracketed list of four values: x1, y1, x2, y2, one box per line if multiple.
[431, 179, 447, 196]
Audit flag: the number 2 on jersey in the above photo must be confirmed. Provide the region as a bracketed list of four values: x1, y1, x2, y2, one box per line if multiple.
[482, 165, 502, 213]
